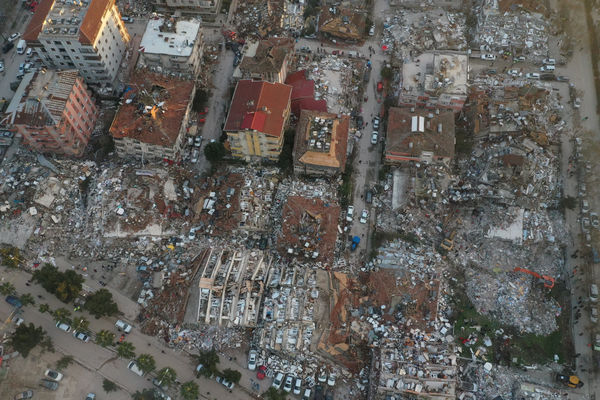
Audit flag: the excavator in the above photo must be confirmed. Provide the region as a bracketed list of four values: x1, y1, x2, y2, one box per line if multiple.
[513, 267, 555, 289]
[556, 373, 584, 388]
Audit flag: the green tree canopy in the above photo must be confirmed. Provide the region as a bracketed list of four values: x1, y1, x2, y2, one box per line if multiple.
[72, 316, 90, 332]
[56, 355, 74, 370]
[204, 141, 226, 163]
[136, 353, 156, 374]
[33, 264, 83, 303]
[38, 303, 51, 313]
[96, 330, 115, 347]
[131, 389, 157, 400]
[156, 367, 177, 387]
[194, 349, 219, 377]
[19, 293, 35, 306]
[264, 387, 288, 400]
[180, 381, 199, 400]
[53, 307, 72, 325]
[103, 378, 118, 393]
[84, 288, 119, 318]
[9, 323, 48, 357]
[0, 282, 16, 296]
[222, 368, 242, 384]
[117, 341, 136, 359]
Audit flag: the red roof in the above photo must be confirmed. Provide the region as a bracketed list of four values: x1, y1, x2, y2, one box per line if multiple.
[224, 80, 292, 137]
[23, 0, 55, 41]
[291, 98, 328, 116]
[285, 70, 307, 85]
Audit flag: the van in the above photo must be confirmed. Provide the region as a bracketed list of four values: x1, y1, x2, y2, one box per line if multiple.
[302, 388, 312, 400]
[591, 284, 598, 303]
[26, 48, 32, 58]
[540, 65, 555, 72]
[127, 361, 144, 376]
[115, 319, 132, 333]
[16, 39, 26, 55]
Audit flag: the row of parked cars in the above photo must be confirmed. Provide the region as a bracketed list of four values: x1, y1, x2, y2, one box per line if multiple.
[271, 371, 336, 399]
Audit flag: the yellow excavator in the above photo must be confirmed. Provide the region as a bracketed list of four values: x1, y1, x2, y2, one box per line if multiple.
[556, 373, 584, 388]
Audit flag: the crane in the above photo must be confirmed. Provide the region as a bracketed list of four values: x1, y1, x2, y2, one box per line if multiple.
[513, 267, 555, 289]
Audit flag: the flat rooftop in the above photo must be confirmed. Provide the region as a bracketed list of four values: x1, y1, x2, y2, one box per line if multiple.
[402, 52, 468, 97]
[140, 17, 201, 57]
[294, 110, 349, 170]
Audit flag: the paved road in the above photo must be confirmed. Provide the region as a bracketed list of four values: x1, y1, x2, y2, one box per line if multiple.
[0, 9, 33, 103]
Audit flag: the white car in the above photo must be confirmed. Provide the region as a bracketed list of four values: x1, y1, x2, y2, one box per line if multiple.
[480, 54, 496, 60]
[127, 361, 145, 376]
[327, 374, 336, 386]
[293, 377, 302, 395]
[115, 319, 132, 333]
[543, 58, 556, 65]
[592, 308, 598, 323]
[247, 349, 257, 371]
[540, 65, 555, 72]
[56, 322, 71, 332]
[574, 98, 581, 108]
[283, 375, 293, 392]
[507, 69, 521, 77]
[188, 229, 196, 240]
[73, 331, 90, 342]
[0, 61, 4, 73]
[216, 376, 235, 389]
[272, 372, 284, 389]
[346, 206, 354, 222]
[8, 33, 20, 42]
[373, 117, 380, 130]
[525, 72, 540, 79]
[44, 369, 64, 382]
[359, 209, 369, 224]
[371, 132, 378, 145]
[317, 373, 327, 383]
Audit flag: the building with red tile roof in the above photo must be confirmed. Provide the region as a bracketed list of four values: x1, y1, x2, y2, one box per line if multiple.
[285, 70, 328, 116]
[224, 80, 292, 161]
[23, 0, 130, 87]
[109, 71, 195, 161]
[293, 110, 349, 176]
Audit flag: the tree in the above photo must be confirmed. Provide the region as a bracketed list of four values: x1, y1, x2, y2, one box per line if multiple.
[180, 381, 199, 400]
[84, 288, 119, 318]
[131, 389, 156, 400]
[8, 323, 48, 357]
[204, 141, 226, 163]
[72, 316, 89, 332]
[0, 246, 22, 268]
[0, 282, 16, 296]
[19, 293, 35, 307]
[39, 303, 50, 313]
[193, 349, 219, 377]
[96, 330, 115, 347]
[222, 368, 242, 384]
[117, 341, 136, 359]
[156, 367, 177, 387]
[53, 307, 72, 324]
[381, 66, 394, 81]
[264, 387, 288, 400]
[136, 353, 156, 374]
[33, 264, 83, 303]
[192, 89, 209, 112]
[103, 378, 118, 393]
[56, 355, 74, 370]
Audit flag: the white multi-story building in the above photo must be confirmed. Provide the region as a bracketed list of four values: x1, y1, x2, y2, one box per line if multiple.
[24, 0, 130, 87]
[138, 17, 204, 79]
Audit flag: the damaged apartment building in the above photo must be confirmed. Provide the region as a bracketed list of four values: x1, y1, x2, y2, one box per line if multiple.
[224, 80, 293, 162]
[233, 37, 295, 83]
[138, 16, 204, 79]
[293, 110, 349, 176]
[5, 69, 97, 157]
[152, 0, 221, 22]
[399, 52, 468, 114]
[109, 71, 196, 161]
[318, 5, 367, 42]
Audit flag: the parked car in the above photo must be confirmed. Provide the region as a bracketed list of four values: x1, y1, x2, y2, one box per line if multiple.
[3, 42, 15, 53]
[216, 376, 234, 389]
[373, 117, 380, 130]
[293, 377, 302, 395]
[327, 374, 336, 386]
[574, 97, 581, 108]
[302, 388, 312, 400]
[480, 53, 496, 60]
[44, 369, 63, 382]
[18, 63, 24, 74]
[85, 394, 96, 400]
[543, 58, 556, 65]
[582, 199, 590, 213]
[591, 307, 598, 323]
[194, 136, 203, 147]
[540, 65, 555, 72]
[525, 72, 540, 79]
[365, 190, 373, 204]
[346, 206, 354, 222]
[359, 209, 369, 224]
[55, 321, 71, 332]
[507, 69, 521, 77]
[14, 390, 34, 400]
[121, 16, 134, 23]
[195, 364, 204, 375]
[283, 375, 293, 392]
[152, 377, 169, 391]
[8, 33, 21, 42]
[39, 379, 59, 391]
[0, 61, 4, 73]
[73, 331, 90, 342]
[247, 349, 257, 371]
[272, 372, 284, 389]
[115, 319, 132, 333]
[5, 295, 22, 308]
[371, 132, 378, 145]
[188, 229, 196, 240]
[557, 75, 569, 82]
[592, 212, 599, 229]
[127, 360, 145, 376]
[582, 217, 590, 232]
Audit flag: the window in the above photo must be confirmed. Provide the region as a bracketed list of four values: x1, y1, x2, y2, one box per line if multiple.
[53, 41, 61, 45]
[66, 41, 71, 45]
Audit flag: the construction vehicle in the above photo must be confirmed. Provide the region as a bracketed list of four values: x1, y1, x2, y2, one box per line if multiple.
[440, 230, 456, 251]
[556, 373, 584, 388]
[513, 267, 555, 289]
[350, 236, 360, 251]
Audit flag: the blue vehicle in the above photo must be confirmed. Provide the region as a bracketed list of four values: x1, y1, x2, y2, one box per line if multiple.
[5, 295, 22, 308]
[351, 236, 360, 251]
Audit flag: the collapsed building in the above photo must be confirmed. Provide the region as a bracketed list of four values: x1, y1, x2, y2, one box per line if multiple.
[109, 71, 196, 161]
[234, 37, 295, 83]
[318, 6, 367, 42]
[293, 110, 349, 176]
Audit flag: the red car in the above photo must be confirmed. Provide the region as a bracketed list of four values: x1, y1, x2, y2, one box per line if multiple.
[332, 50, 338, 55]
[199, 107, 208, 115]
[199, 118, 206, 123]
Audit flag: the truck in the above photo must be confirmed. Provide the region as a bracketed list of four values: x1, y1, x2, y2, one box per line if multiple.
[5, 295, 22, 308]
[351, 236, 360, 251]
[16, 39, 26, 55]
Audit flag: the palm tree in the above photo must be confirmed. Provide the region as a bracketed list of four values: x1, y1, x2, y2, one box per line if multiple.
[38, 303, 50, 314]
[53, 308, 72, 324]
[0, 282, 16, 296]
[156, 367, 177, 387]
[19, 293, 35, 306]
[135, 353, 156, 374]
[180, 381, 199, 400]
[95, 330, 115, 347]
[72, 316, 89, 332]
[116, 341, 136, 359]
